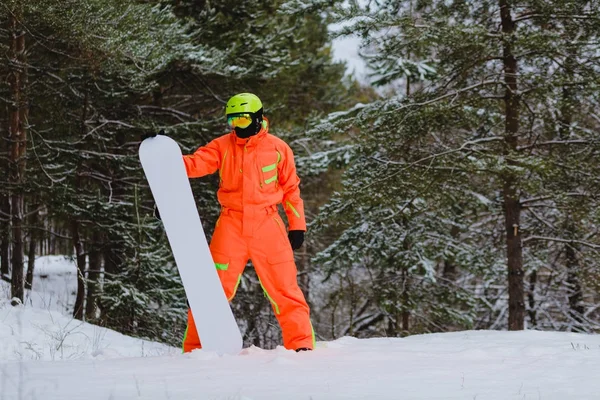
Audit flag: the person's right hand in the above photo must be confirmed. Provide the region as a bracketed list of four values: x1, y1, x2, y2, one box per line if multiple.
[140, 129, 165, 141]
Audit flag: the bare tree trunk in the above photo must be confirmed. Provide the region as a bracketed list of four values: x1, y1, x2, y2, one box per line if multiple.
[527, 270, 537, 327]
[98, 237, 121, 324]
[401, 268, 409, 335]
[25, 204, 37, 289]
[103, 245, 118, 276]
[49, 221, 55, 254]
[499, 0, 524, 330]
[85, 230, 102, 321]
[558, 12, 584, 332]
[10, 196, 24, 303]
[25, 233, 34, 289]
[0, 84, 9, 283]
[565, 240, 584, 331]
[442, 224, 460, 282]
[8, 7, 28, 304]
[0, 196, 9, 282]
[72, 220, 86, 320]
[71, 72, 92, 320]
[296, 245, 310, 303]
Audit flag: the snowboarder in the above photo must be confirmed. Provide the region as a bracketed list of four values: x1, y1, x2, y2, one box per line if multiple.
[148, 93, 314, 352]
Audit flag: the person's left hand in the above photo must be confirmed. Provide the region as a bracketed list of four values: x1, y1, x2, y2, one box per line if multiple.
[140, 129, 165, 142]
[288, 230, 305, 250]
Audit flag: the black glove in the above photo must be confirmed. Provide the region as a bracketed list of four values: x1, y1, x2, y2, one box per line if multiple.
[288, 230, 305, 250]
[140, 129, 165, 141]
[153, 204, 161, 220]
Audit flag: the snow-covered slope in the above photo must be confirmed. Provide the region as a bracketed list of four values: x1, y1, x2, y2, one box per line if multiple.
[0, 301, 177, 361]
[1, 330, 599, 399]
[1, 256, 599, 399]
[1, 256, 176, 362]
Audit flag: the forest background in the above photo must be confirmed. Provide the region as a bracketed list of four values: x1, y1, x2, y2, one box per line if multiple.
[1, 0, 599, 349]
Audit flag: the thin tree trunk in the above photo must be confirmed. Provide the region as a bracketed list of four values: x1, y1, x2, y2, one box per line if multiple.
[25, 228, 35, 289]
[0, 83, 9, 282]
[559, 13, 584, 332]
[401, 267, 409, 335]
[49, 221, 55, 254]
[98, 122, 127, 324]
[500, 0, 524, 330]
[0, 196, 9, 282]
[103, 245, 119, 276]
[527, 270, 537, 327]
[10, 196, 24, 303]
[8, 7, 28, 304]
[297, 245, 310, 303]
[99, 239, 119, 324]
[85, 230, 102, 321]
[71, 220, 86, 320]
[565, 241, 584, 331]
[25, 204, 37, 289]
[72, 72, 91, 320]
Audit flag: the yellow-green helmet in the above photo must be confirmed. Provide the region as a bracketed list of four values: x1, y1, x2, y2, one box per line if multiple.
[225, 93, 263, 116]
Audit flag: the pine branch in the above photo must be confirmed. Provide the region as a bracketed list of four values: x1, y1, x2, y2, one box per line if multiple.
[523, 236, 600, 250]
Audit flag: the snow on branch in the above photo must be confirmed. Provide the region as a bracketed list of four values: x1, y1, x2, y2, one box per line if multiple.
[523, 236, 600, 250]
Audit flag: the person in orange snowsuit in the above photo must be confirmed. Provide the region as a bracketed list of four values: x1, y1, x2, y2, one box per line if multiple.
[180, 93, 314, 352]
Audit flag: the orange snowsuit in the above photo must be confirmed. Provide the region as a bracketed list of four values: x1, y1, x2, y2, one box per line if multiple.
[181, 119, 314, 351]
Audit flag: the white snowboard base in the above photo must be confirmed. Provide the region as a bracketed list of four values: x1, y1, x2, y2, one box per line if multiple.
[139, 135, 242, 355]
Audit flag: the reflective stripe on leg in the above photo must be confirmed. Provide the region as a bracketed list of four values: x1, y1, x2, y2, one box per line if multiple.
[258, 277, 280, 315]
[182, 324, 189, 353]
[228, 274, 242, 302]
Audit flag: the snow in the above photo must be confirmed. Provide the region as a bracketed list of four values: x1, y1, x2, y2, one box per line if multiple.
[2, 329, 600, 399]
[2, 256, 600, 399]
[1, 255, 78, 314]
[31, 255, 75, 277]
[0, 256, 176, 362]
[0, 303, 176, 361]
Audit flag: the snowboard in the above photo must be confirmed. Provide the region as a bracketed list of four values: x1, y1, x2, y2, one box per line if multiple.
[139, 135, 242, 355]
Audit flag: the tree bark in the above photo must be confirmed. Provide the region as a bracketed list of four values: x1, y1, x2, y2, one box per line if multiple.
[500, 0, 524, 330]
[71, 72, 92, 320]
[10, 196, 24, 303]
[8, 7, 28, 303]
[71, 220, 86, 320]
[296, 244, 310, 303]
[0, 196, 9, 282]
[85, 230, 102, 321]
[0, 74, 9, 283]
[559, 10, 584, 332]
[98, 240, 123, 323]
[527, 270, 537, 327]
[401, 267, 410, 335]
[565, 240, 584, 331]
[25, 204, 37, 290]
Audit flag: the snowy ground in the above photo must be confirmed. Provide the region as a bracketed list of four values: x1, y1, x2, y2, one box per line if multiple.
[1, 256, 600, 399]
[1, 255, 78, 314]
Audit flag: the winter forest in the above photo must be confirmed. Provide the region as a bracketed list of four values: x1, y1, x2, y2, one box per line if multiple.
[2, 0, 600, 351]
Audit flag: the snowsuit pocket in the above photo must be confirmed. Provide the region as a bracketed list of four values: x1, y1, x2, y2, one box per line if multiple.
[211, 251, 230, 271]
[267, 250, 294, 265]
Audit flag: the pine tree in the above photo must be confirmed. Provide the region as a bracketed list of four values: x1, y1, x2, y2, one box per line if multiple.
[310, 0, 600, 336]
[1, 0, 354, 347]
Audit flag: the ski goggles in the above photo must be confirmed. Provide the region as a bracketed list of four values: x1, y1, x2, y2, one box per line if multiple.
[227, 113, 253, 129]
